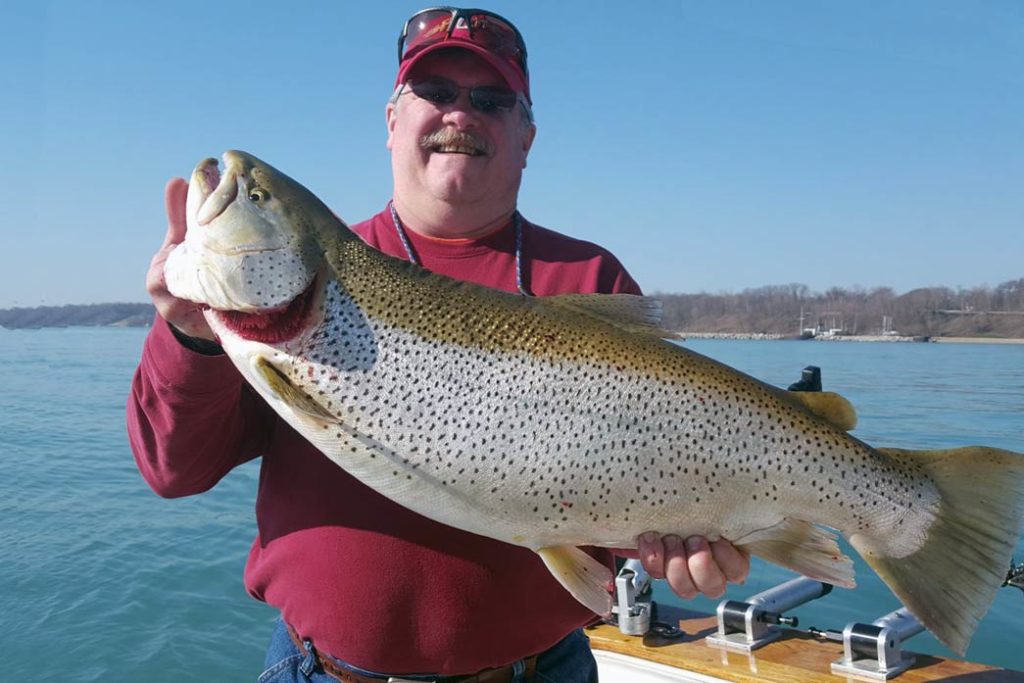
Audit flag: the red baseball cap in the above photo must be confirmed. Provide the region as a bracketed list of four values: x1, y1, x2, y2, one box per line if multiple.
[396, 8, 531, 104]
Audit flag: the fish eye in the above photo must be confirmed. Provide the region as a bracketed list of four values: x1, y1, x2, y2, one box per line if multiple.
[248, 188, 269, 202]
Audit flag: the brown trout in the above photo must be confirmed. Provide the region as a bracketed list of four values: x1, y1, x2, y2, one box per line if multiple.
[165, 151, 1024, 655]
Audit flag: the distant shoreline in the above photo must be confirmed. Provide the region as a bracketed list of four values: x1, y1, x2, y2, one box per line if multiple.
[928, 336, 1024, 345]
[681, 332, 1024, 345]
[2, 302, 1022, 345]
[2, 323, 1023, 345]
[5, 290, 1024, 339]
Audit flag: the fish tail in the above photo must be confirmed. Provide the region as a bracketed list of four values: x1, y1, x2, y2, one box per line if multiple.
[849, 446, 1024, 656]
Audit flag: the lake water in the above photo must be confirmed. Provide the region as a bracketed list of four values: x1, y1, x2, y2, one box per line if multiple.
[1, 327, 1022, 681]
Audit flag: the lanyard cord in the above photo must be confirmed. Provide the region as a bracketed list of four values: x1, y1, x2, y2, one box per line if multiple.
[388, 201, 531, 296]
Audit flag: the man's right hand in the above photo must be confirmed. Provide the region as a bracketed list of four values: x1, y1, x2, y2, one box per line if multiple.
[146, 178, 216, 341]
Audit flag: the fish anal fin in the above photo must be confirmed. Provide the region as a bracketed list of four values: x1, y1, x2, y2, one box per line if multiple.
[735, 518, 855, 588]
[537, 546, 614, 617]
[787, 391, 858, 431]
[543, 294, 680, 339]
[251, 355, 337, 425]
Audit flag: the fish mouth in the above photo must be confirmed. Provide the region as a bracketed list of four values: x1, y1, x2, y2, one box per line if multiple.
[212, 274, 319, 344]
[189, 152, 256, 228]
[194, 157, 222, 197]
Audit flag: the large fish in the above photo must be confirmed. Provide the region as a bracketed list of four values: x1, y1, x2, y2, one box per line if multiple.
[165, 151, 1024, 655]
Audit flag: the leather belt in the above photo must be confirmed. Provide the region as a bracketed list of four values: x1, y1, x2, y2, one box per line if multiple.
[287, 624, 538, 683]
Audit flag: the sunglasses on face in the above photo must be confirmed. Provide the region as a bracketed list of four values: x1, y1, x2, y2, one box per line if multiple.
[398, 7, 528, 77]
[405, 77, 519, 114]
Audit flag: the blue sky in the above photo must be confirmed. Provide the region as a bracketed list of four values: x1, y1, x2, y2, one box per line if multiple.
[1, 0, 1021, 307]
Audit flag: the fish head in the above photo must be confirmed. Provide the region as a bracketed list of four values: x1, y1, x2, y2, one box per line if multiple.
[165, 150, 344, 344]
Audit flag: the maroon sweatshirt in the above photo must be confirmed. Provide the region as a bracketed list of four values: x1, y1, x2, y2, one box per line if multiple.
[128, 208, 641, 675]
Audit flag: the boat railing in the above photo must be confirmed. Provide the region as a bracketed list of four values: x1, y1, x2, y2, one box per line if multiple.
[619, 567, 930, 681]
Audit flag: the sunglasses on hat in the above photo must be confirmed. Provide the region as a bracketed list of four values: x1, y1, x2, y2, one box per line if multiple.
[402, 76, 519, 114]
[397, 7, 528, 78]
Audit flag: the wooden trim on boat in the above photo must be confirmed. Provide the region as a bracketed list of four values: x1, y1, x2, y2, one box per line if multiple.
[586, 604, 1023, 682]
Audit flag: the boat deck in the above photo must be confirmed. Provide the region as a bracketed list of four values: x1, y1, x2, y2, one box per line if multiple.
[587, 604, 1022, 682]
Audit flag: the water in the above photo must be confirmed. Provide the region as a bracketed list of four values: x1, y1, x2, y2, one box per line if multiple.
[1, 327, 275, 681]
[1, 328, 1021, 680]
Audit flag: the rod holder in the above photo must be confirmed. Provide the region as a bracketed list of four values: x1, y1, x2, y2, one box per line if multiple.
[611, 559, 653, 636]
[706, 577, 833, 652]
[830, 608, 925, 681]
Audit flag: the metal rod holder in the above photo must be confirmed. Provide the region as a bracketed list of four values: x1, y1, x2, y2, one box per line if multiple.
[611, 559, 653, 636]
[830, 608, 925, 681]
[706, 577, 833, 652]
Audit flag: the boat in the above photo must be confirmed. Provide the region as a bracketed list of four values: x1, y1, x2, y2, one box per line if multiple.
[588, 609, 1021, 682]
[587, 560, 1024, 682]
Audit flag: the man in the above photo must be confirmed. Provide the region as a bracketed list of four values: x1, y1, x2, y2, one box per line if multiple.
[129, 8, 749, 682]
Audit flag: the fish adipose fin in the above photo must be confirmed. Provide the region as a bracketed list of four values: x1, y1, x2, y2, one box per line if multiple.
[785, 391, 858, 431]
[251, 356, 337, 425]
[850, 446, 1024, 656]
[537, 546, 614, 617]
[543, 294, 681, 339]
[735, 518, 855, 588]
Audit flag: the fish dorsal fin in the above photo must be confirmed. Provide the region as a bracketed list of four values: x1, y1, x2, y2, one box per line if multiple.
[786, 390, 858, 431]
[543, 293, 680, 339]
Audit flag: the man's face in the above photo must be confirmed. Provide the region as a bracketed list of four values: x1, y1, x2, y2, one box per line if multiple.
[387, 49, 535, 211]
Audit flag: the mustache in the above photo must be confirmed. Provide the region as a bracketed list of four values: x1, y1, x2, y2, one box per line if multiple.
[420, 129, 493, 156]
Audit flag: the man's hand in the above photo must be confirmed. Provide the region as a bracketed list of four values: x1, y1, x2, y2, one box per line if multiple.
[146, 178, 215, 341]
[620, 533, 750, 600]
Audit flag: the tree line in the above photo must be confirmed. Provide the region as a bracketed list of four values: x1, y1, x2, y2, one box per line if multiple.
[656, 278, 1024, 338]
[0, 303, 155, 329]
[2, 278, 1023, 337]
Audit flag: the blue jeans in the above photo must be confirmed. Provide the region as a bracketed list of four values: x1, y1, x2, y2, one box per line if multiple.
[258, 618, 599, 683]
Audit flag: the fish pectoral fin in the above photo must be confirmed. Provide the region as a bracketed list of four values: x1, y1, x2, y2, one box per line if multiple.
[543, 294, 680, 339]
[785, 391, 858, 431]
[734, 518, 855, 588]
[537, 546, 614, 617]
[251, 356, 337, 425]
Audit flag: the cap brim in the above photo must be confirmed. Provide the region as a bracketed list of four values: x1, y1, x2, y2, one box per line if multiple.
[396, 41, 531, 104]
